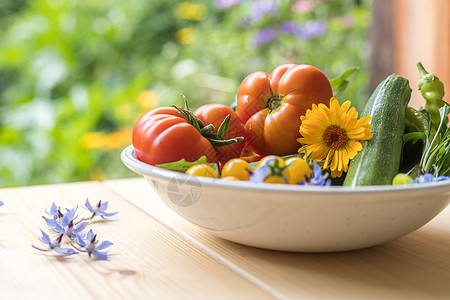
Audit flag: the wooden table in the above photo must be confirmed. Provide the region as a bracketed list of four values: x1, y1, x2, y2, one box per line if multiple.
[2, 178, 450, 299]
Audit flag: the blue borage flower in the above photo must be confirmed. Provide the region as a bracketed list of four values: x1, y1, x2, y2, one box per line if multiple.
[32, 230, 78, 256]
[75, 229, 113, 261]
[45, 206, 88, 245]
[412, 173, 450, 184]
[34, 201, 117, 260]
[47, 202, 64, 219]
[0, 201, 3, 206]
[85, 198, 118, 219]
[249, 158, 290, 184]
[298, 162, 332, 186]
[249, 162, 270, 183]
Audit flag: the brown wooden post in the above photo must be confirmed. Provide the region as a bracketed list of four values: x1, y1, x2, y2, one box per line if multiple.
[369, 0, 396, 93]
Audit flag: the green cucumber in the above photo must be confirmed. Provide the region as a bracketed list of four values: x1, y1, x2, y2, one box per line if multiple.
[343, 74, 411, 186]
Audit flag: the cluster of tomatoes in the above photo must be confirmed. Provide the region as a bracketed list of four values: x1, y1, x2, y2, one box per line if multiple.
[132, 63, 333, 182]
[185, 155, 312, 184]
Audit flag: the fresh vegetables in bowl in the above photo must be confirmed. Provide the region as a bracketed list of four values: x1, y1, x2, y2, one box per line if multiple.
[123, 62, 450, 252]
[130, 62, 450, 187]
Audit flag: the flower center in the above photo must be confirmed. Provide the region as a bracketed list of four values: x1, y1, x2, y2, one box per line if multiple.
[322, 125, 348, 149]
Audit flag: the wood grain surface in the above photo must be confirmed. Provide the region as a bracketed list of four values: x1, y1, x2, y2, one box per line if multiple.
[0, 181, 272, 299]
[105, 178, 450, 300]
[2, 178, 450, 299]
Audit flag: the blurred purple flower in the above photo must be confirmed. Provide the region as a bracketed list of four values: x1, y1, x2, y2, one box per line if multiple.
[254, 28, 276, 46]
[251, 0, 278, 22]
[280, 21, 301, 35]
[297, 20, 327, 39]
[0, 201, 3, 207]
[214, 0, 243, 9]
[281, 20, 327, 40]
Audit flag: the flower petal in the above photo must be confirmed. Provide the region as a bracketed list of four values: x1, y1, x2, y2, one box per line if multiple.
[54, 247, 78, 255]
[103, 211, 118, 217]
[40, 229, 51, 245]
[86, 229, 94, 241]
[85, 198, 93, 211]
[100, 201, 109, 211]
[96, 240, 114, 250]
[49, 203, 58, 215]
[75, 221, 89, 233]
[93, 250, 109, 261]
[45, 218, 58, 229]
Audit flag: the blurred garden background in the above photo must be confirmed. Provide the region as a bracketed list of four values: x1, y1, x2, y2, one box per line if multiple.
[0, 0, 372, 187]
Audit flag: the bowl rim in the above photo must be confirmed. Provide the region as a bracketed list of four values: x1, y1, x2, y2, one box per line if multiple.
[121, 145, 450, 195]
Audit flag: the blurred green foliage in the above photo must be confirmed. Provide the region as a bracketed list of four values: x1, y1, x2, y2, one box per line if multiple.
[0, 0, 372, 187]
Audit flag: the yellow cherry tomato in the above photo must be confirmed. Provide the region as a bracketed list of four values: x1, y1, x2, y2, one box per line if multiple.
[255, 155, 285, 170]
[285, 157, 311, 184]
[221, 158, 252, 180]
[255, 155, 290, 184]
[186, 164, 218, 178]
[263, 175, 289, 184]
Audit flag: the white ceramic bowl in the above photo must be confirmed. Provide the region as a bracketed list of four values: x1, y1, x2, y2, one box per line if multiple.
[121, 145, 450, 252]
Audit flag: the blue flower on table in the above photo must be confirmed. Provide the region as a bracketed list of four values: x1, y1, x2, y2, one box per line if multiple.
[45, 206, 88, 245]
[0, 201, 3, 206]
[79, 229, 113, 261]
[32, 230, 78, 255]
[46, 202, 64, 219]
[85, 199, 118, 219]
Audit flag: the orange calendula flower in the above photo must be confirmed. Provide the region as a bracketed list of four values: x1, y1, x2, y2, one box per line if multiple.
[297, 97, 373, 178]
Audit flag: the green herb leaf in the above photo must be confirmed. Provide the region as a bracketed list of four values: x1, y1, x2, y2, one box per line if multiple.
[332, 81, 349, 99]
[207, 136, 243, 147]
[419, 104, 450, 176]
[216, 114, 230, 140]
[403, 132, 426, 144]
[329, 67, 359, 89]
[155, 156, 219, 173]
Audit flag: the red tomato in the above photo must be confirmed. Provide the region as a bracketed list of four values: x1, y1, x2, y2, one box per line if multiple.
[132, 107, 218, 165]
[132, 104, 245, 166]
[194, 103, 245, 164]
[236, 64, 333, 156]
